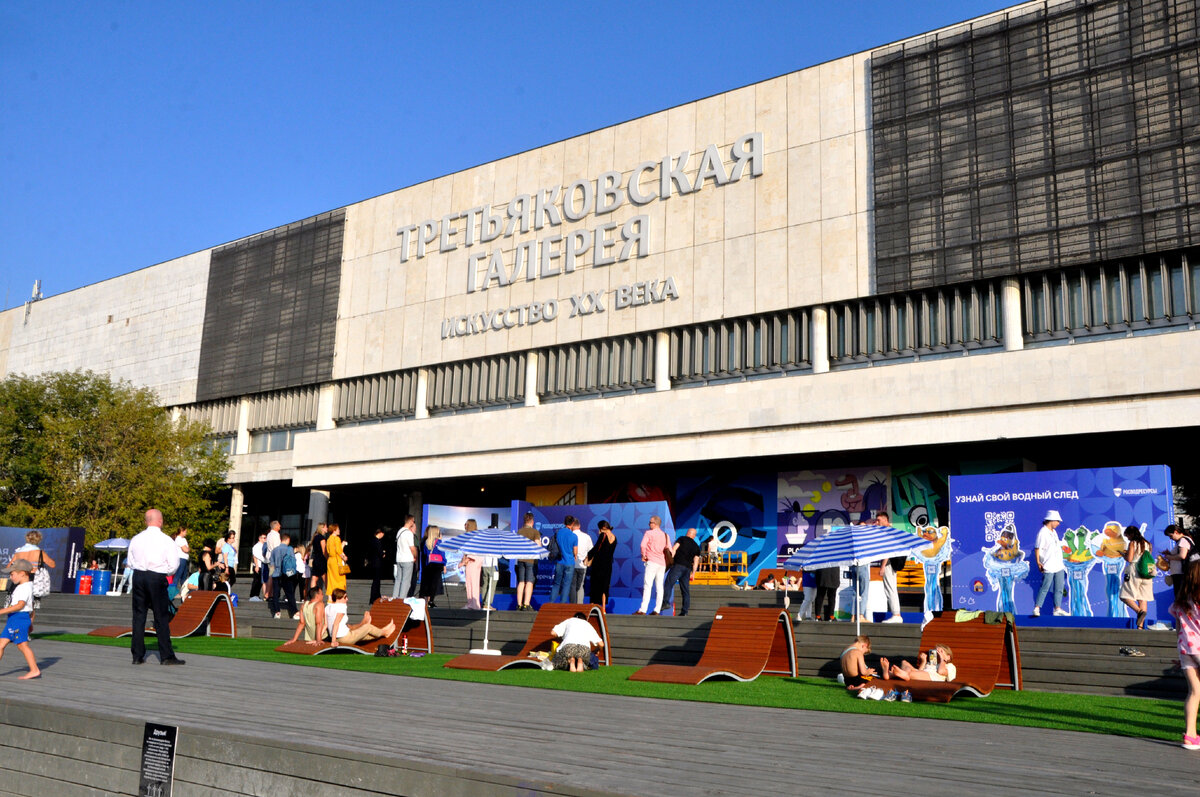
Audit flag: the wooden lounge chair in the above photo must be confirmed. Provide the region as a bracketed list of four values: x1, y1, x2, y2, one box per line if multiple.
[274, 597, 433, 655]
[443, 603, 609, 671]
[629, 607, 797, 684]
[88, 590, 237, 639]
[872, 612, 1022, 702]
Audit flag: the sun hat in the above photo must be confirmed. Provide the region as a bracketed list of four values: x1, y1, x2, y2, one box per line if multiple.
[1043, 510, 1063, 523]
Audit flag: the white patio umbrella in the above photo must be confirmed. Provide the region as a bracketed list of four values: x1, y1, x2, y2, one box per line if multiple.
[783, 525, 927, 634]
[439, 527, 547, 654]
[94, 537, 131, 572]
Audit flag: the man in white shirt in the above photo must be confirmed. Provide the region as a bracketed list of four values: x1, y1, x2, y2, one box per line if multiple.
[263, 520, 282, 601]
[249, 532, 268, 602]
[128, 508, 185, 665]
[1032, 509, 1068, 617]
[572, 520, 593, 603]
[393, 514, 418, 599]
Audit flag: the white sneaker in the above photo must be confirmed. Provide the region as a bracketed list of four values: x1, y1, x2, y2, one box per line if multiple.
[1147, 622, 1172, 631]
[1031, 607, 1040, 617]
[273, 612, 280, 619]
[857, 686, 878, 699]
[1053, 608, 1069, 616]
[248, 597, 263, 602]
[883, 615, 903, 624]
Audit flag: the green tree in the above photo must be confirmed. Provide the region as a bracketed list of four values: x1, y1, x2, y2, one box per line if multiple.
[0, 370, 229, 548]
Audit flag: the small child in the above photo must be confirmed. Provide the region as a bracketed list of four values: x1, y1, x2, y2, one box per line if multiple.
[0, 560, 42, 679]
[883, 644, 956, 682]
[840, 635, 877, 689]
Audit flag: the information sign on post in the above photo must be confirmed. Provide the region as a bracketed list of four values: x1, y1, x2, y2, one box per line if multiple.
[139, 722, 177, 797]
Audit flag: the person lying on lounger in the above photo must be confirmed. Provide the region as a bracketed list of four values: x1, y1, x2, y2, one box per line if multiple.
[326, 588, 396, 648]
[881, 644, 956, 682]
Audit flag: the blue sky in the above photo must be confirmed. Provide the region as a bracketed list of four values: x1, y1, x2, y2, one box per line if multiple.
[1, 1, 1004, 309]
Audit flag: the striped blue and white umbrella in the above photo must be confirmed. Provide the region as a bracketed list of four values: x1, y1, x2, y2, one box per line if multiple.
[437, 527, 547, 559]
[783, 525, 927, 633]
[436, 527, 546, 654]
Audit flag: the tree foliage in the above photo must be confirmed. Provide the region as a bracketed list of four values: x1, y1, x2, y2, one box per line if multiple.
[0, 370, 229, 548]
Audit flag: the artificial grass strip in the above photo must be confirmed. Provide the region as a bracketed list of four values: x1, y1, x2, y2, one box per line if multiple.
[42, 633, 1181, 741]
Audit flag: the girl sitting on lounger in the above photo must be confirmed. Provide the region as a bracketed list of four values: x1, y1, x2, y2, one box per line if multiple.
[326, 588, 396, 648]
[881, 644, 956, 682]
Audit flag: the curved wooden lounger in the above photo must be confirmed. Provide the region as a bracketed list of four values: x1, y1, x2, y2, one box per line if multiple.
[872, 612, 1021, 703]
[443, 603, 609, 671]
[274, 598, 433, 655]
[88, 590, 237, 639]
[629, 607, 797, 684]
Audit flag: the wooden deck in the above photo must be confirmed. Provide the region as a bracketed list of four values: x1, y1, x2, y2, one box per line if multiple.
[31, 584, 1193, 698]
[2, 639, 1199, 796]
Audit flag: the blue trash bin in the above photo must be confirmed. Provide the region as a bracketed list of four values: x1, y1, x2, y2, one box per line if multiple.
[92, 569, 112, 595]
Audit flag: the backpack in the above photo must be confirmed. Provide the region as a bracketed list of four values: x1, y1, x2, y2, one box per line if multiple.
[546, 532, 562, 561]
[282, 547, 297, 578]
[1136, 547, 1156, 579]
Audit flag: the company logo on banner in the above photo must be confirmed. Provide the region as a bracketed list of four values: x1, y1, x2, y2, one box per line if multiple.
[949, 465, 1174, 624]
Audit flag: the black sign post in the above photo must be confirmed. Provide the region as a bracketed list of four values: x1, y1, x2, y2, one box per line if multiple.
[138, 722, 177, 797]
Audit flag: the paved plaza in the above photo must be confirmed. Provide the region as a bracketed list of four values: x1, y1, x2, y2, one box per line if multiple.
[2, 639, 1198, 796]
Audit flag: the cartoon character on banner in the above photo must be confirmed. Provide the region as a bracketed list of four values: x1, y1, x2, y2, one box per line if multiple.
[911, 525, 952, 613]
[1093, 521, 1129, 618]
[1061, 525, 1103, 617]
[980, 512, 1028, 613]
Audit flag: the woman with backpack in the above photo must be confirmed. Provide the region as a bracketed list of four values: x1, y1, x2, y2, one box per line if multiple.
[1119, 526, 1155, 630]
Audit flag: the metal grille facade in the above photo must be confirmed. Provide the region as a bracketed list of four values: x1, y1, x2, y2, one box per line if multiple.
[247, 387, 320, 432]
[873, 0, 1200, 292]
[538, 334, 656, 398]
[335, 371, 419, 423]
[179, 398, 240, 435]
[1022, 246, 1199, 341]
[196, 210, 344, 401]
[669, 310, 811, 383]
[428, 353, 526, 413]
[828, 281, 1003, 366]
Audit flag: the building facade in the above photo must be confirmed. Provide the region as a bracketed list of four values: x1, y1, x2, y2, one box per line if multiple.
[2, 0, 1197, 561]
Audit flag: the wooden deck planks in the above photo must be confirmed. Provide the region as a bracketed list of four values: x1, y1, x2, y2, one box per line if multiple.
[4, 639, 1198, 796]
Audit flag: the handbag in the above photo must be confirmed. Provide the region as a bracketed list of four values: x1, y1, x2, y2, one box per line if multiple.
[338, 560, 352, 576]
[31, 552, 52, 598]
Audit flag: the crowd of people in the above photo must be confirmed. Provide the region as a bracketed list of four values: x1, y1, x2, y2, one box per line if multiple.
[7, 510, 1199, 751]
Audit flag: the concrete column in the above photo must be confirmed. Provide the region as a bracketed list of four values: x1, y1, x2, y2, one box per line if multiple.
[810, 306, 830, 374]
[415, 368, 430, 419]
[308, 490, 330, 541]
[654, 330, 671, 392]
[525, 351, 540, 407]
[235, 398, 251, 455]
[408, 492, 423, 530]
[316, 383, 336, 431]
[228, 486, 244, 548]
[1002, 277, 1024, 352]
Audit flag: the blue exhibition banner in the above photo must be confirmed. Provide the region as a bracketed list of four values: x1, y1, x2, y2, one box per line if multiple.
[511, 500, 675, 612]
[0, 527, 85, 592]
[949, 465, 1174, 623]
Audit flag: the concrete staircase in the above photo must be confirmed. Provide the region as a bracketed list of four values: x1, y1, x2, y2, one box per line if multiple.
[39, 580, 1186, 699]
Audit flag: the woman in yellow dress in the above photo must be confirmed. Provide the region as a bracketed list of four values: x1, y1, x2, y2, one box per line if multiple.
[325, 524, 348, 594]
